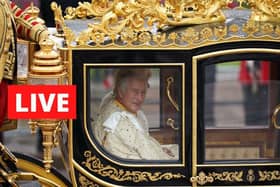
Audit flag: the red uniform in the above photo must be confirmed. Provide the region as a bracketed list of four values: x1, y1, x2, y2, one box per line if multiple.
[239, 60, 270, 126]
[239, 60, 270, 85]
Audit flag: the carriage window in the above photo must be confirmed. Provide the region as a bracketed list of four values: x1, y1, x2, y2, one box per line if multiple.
[204, 60, 280, 161]
[89, 67, 182, 161]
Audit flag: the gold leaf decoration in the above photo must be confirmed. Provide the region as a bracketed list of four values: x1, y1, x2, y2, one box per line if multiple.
[152, 32, 167, 44]
[214, 25, 227, 39]
[138, 31, 152, 43]
[261, 23, 274, 34]
[182, 28, 199, 44]
[275, 25, 280, 36]
[246, 169, 255, 183]
[229, 24, 239, 33]
[79, 173, 100, 187]
[259, 170, 280, 181]
[248, 0, 280, 23]
[64, 0, 114, 19]
[209, 171, 243, 182]
[190, 171, 214, 185]
[67, 20, 280, 48]
[191, 170, 243, 185]
[242, 21, 259, 36]
[52, 1, 280, 47]
[200, 27, 213, 40]
[82, 150, 185, 183]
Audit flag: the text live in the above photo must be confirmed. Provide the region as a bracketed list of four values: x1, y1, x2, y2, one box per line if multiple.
[8, 85, 76, 119]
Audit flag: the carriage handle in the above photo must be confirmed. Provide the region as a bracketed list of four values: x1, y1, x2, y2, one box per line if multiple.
[272, 104, 280, 129]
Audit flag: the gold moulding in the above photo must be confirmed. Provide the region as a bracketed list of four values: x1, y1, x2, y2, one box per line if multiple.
[30, 65, 64, 74]
[33, 58, 61, 66]
[34, 51, 60, 59]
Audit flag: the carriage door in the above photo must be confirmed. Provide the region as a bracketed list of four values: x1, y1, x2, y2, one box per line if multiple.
[191, 48, 280, 186]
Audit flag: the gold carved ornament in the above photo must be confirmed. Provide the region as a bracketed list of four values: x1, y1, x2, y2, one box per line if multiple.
[190, 171, 243, 185]
[259, 170, 280, 182]
[79, 173, 100, 187]
[248, 0, 280, 23]
[246, 169, 255, 183]
[82, 151, 185, 182]
[52, 0, 229, 44]
[64, 0, 114, 19]
[63, 21, 280, 48]
[51, 1, 280, 47]
[75, 0, 230, 37]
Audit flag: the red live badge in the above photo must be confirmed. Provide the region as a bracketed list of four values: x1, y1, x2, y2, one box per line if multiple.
[8, 85, 76, 119]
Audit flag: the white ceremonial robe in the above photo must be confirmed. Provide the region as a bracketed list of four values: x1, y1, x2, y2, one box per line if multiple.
[93, 92, 176, 160]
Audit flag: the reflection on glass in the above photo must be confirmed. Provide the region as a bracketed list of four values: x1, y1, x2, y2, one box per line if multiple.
[203, 60, 280, 161]
[90, 68, 179, 160]
[204, 60, 269, 128]
[17, 43, 29, 78]
[91, 68, 160, 128]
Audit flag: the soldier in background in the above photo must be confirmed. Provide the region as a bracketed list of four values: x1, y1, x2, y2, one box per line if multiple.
[239, 60, 270, 126]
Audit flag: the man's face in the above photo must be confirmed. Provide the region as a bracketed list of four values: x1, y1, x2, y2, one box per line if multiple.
[118, 78, 147, 113]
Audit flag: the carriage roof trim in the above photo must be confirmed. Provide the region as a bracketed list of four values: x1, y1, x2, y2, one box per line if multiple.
[51, 0, 280, 48]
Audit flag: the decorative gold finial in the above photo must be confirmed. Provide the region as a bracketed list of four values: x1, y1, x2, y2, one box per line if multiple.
[36, 120, 62, 172]
[51, 2, 65, 37]
[31, 39, 63, 74]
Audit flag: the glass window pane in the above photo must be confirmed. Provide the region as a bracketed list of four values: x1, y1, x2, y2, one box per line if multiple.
[204, 60, 280, 161]
[90, 67, 181, 161]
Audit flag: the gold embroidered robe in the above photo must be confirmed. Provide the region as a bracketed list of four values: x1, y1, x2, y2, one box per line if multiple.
[93, 92, 176, 160]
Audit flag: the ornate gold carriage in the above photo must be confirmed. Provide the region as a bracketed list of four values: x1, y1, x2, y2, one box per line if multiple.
[2, 0, 280, 186]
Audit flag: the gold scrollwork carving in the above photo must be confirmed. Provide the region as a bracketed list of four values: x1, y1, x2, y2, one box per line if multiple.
[64, 0, 114, 19]
[259, 170, 280, 181]
[166, 77, 179, 112]
[191, 171, 243, 185]
[52, 1, 280, 47]
[248, 0, 280, 23]
[84, 0, 228, 37]
[82, 151, 185, 182]
[209, 171, 243, 182]
[242, 21, 259, 36]
[190, 171, 214, 185]
[79, 173, 100, 187]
